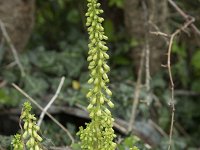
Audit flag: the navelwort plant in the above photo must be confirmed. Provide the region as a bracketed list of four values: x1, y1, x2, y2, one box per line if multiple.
[12, 102, 43, 150]
[77, 0, 117, 149]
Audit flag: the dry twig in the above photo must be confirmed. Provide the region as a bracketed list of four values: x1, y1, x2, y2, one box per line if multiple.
[37, 77, 65, 126]
[0, 20, 25, 76]
[150, 31, 170, 38]
[149, 120, 168, 138]
[150, 15, 194, 150]
[128, 49, 145, 132]
[165, 18, 194, 150]
[12, 83, 75, 144]
[168, 0, 200, 36]
[142, 1, 151, 105]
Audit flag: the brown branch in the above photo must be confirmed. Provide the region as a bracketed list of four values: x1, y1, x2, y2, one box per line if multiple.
[149, 120, 168, 138]
[151, 17, 195, 149]
[12, 83, 75, 144]
[0, 20, 25, 76]
[49, 147, 72, 150]
[174, 90, 200, 96]
[142, 0, 151, 105]
[1, 105, 163, 147]
[128, 48, 145, 132]
[166, 18, 194, 150]
[168, 0, 200, 36]
[150, 31, 170, 38]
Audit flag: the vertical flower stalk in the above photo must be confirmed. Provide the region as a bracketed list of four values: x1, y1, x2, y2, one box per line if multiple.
[77, 0, 116, 149]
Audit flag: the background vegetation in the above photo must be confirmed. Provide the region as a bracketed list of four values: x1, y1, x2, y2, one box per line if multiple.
[0, 0, 200, 149]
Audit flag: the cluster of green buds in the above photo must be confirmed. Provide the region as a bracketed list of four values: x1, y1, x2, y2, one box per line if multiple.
[77, 0, 116, 149]
[20, 102, 43, 150]
[130, 146, 140, 150]
[11, 134, 24, 150]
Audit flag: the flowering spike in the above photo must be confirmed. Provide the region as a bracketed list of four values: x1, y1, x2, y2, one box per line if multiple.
[20, 102, 43, 149]
[77, 0, 116, 149]
[11, 134, 24, 150]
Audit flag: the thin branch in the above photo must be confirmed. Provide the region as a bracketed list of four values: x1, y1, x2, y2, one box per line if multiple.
[49, 147, 72, 150]
[12, 83, 75, 144]
[128, 49, 145, 132]
[2, 105, 162, 147]
[0, 20, 25, 76]
[149, 120, 168, 138]
[142, 0, 151, 105]
[166, 18, 194, 150]
[150, 31, 170, 38]
[174, 90, 200, 96]
[168, 0, 200, 36]
[37, 77, 65, 126]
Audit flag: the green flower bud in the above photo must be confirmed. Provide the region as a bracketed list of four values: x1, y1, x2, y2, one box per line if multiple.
[89, 112, 94, 118]
[87, 104, 93, 110]
[98, 17, 104, 23]
[36, 135, 42, 142]
[91, 69, 96, 76]
[94, 78, 99, 84]
[103, 73, 108, 80]
[35, 125, 40, 131]
[95, 32, 99, 38]
[103, 35, 108, 40]
[94, 86, 99, 92]
[91, 97, 97, 104]
[93, 53, 98, 60]
[108, 101, 114, 108]
[86, 91, 93, 98]
[100, 52, 104, 59]
[102, 45, 108, 51]
[88, 64, 95, 69]
[23, 131, 28, 139]
[100, 96, 104, 104]
[97, 3, 101, 7]
[29, 122, 33, 129]
[100, 68, 104, 74]
[86, 22, 90, 26]
[97, 110, 102, 116]
[89, 61, 96, 66]
[28, 129, 32, 135]
[105, 108, 111, 115]
[98, 60, 103, 66]
[35, 145, 40, 150]
[87, 55, 93, 61]
[100, 81, 105, 87]
[30, 137, 35, 146]
[103, 64, 110, 71]
[99, 9, 104, 13]
[103, 52, 109, 59]
[24, 122, 28, 129]
[88, 78, 94, 84]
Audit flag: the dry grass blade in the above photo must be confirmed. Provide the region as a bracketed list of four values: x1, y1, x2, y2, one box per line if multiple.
[37, 77, 65, 126]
